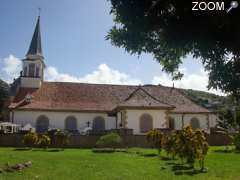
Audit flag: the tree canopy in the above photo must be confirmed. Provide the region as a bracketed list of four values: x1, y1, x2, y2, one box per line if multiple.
[0, 79, 10, 121]
[107, 0, 240, 101]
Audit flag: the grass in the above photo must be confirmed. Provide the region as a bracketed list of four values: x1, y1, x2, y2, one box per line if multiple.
[0, 146, 239, 180]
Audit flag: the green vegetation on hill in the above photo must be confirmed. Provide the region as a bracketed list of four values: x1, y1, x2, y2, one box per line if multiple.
[179, 89, 233, 111]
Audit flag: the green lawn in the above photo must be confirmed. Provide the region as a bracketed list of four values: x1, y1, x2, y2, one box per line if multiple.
[0, 147, 239, 180]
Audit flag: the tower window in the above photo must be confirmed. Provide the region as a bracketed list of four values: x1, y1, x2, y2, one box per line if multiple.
[29, 63, 35, 77]
[36, 66, 40, 77]
[24, 66, 28, 77]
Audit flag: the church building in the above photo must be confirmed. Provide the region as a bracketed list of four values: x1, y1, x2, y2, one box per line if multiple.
[9, 17, 217, 134]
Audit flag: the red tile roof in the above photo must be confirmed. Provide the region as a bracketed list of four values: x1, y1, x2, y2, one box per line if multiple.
[9, 82, 210, 113]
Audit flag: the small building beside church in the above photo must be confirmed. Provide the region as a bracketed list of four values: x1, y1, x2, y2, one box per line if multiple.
[9, 16, 218, 134]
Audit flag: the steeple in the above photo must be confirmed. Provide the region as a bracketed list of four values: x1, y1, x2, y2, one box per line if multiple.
[19, 15, 45, 89]
[26, 16, 43, 59]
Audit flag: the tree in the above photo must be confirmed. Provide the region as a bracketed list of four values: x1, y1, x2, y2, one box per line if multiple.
[107, 0, 240, 101]
[0, 79, 10, 121]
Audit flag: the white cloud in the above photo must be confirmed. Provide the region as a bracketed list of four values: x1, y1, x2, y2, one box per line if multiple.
[45, 64, 142, 85]
[152, 69, 224, 96]
[1, 55, 141, 85]
[0, 54, 224, 95]
[0, 55, 21, 83]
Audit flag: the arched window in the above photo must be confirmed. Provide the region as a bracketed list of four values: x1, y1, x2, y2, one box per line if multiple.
[65, 116, 77, 131]
[24, 66, 27, 77]
[36, 66, 40, 77]
[169, 117, 175, 130]
[93, 116, 105, 131]
[29, 63, 35, 77]
[139, 113, 153, 133]
[36, 115, 49, 133]
[190, 117, 200, 130]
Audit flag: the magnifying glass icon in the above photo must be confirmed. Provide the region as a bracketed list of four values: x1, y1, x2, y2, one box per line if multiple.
[226, 1, 238, 13]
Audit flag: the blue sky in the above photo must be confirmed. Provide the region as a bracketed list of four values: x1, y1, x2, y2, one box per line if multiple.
[0, 0, 222, 95]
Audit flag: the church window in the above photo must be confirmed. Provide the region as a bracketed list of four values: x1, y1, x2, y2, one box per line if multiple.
[29, 63, 35, 77]
[65, 116, 77, 131]
[139, 113, 153, 133]
[93, 116, 105, 131]
[190, 117, 200, 129]
[36, 66, 40, 77]
[36, 115, 49, 133]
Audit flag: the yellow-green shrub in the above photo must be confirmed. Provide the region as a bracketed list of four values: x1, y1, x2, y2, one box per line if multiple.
[38, 134, 51, 149]
[146, 129, 163, 154]
[23, 131, 38, 148]
[54, 129, 70, 149]
[162, 131, 177, 159]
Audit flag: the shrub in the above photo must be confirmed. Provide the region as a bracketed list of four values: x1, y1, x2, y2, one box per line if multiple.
[54, 129, 70, 150]
[37, 134, 51, 149]
[96, 133, 122, 149]
[162, 131, 177, 159]
[174, 126, 209, 171]
[193, 129, 209, 171]
[146, 129, 163, 154]
[23, 131, 38, 149]
[233, 132, 240, 151]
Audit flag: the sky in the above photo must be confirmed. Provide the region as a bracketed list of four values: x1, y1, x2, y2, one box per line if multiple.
[0, 0, 223, 95]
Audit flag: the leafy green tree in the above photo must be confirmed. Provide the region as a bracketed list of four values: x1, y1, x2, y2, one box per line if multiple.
[107, 0, 240, 101]
[0, 79, 10, 121]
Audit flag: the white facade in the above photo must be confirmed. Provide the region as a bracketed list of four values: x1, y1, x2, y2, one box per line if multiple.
[12, 110, 116, 132]
[169, 113, 218, 132]
[11, 109, 218, 134]
[20, 59, 44, 88]
[20, 77, 42, 88]
[124, 109, 168, 134]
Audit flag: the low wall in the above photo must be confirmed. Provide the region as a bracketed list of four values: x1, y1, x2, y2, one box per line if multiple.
[0, 133, 233, 148]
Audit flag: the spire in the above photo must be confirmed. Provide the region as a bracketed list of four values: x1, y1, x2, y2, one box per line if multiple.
[26, 16, 43, 59]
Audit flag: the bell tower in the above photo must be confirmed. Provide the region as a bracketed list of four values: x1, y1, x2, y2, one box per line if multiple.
[20, 16, 45, 88]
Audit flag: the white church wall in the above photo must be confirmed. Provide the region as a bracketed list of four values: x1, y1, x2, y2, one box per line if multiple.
[13, 110, 116, 132]
[20, 77, 42, 88]
[168, 114, 183, 130]
[125, 109, 167, 134]
[169, 113, 218, 131]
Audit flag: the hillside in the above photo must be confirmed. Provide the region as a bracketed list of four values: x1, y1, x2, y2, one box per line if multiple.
[179, 89, 233, 111]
